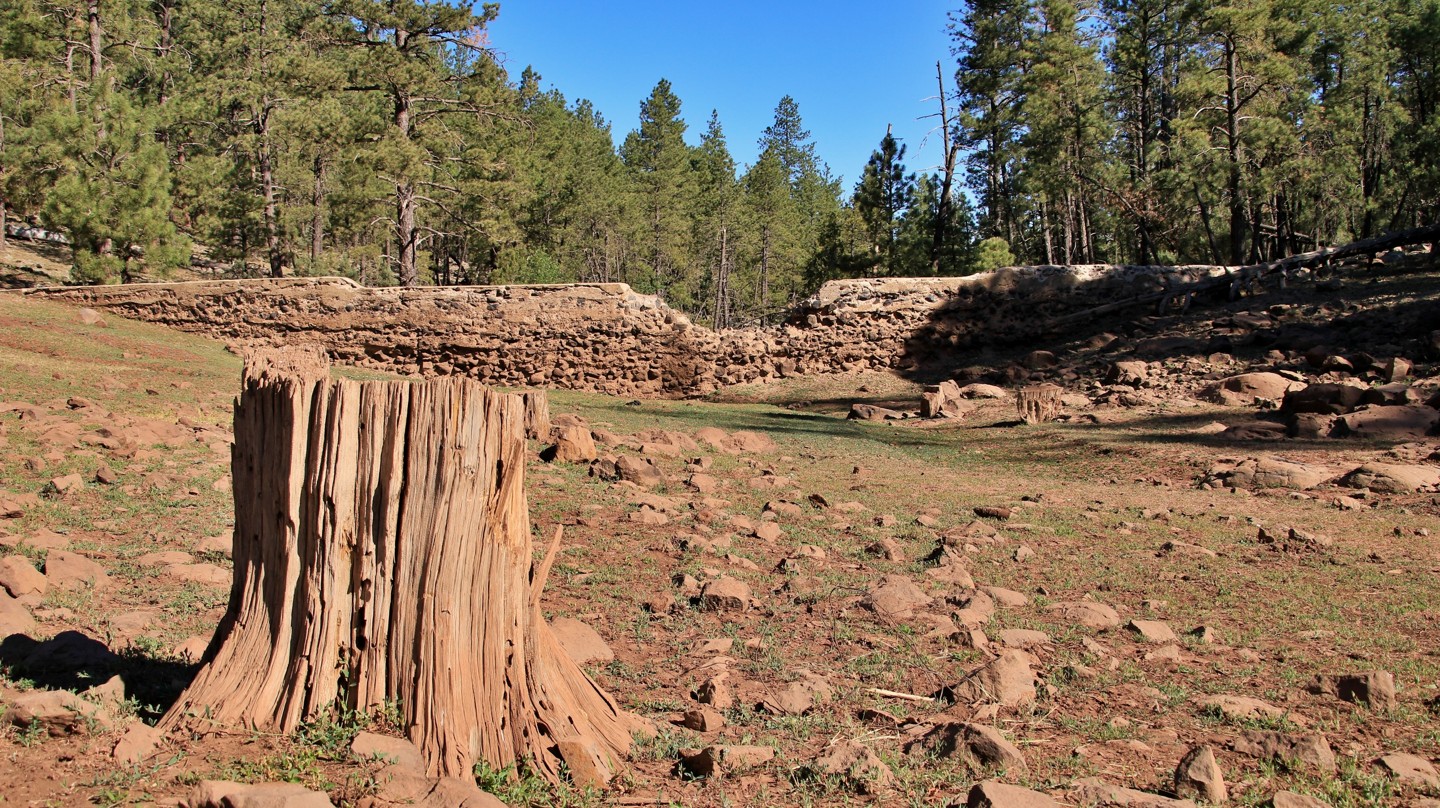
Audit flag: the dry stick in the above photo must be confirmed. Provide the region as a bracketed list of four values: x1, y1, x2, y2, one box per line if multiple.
[867, 687, 937, 704]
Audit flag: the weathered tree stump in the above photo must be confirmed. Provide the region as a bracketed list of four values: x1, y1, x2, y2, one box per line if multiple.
[522, 390, 551, 440]
[160, 359, 634, 783]
[1017, 383, 1062, 424]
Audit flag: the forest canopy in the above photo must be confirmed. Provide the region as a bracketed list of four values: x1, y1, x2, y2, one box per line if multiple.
[0, 0, 1436, 326]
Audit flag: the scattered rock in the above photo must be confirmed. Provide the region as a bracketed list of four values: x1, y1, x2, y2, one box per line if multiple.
[1048, 600, 1121, 629]
[942, 649, 1037, 708]
[0, 555, 47, 597]
[188, 780, 336, 808]
[680, 707, 725, 732]
[1282, 383, 1367, 415]
[1127, 619, 1178, 644]
[556, 738, 614, 788]
[1071, 778, 1198, 807]
[113, 721, 164, 764]
[162, 563, 231, 586]
[1308, 671, 1396, 710]
[1200, 372, 1303, 406]
[960, 779, 1064, 808]
[922, 722, 1026, 771]
[1270, 792, 1331, 808]
[542, 426, 597, 463]
[806, 739, 895, 794]
[0, 591, 38, 637]
[700, 577, 750, 611]
[1174, 745, 1227, 803]
[5, 689, 112, 736]
[44, 549, 109, 590]
[1377, 752, 1440, 789]
[680, 744, 775, 777]
[550, 617, 614, 665]
[1233, 730, 1336, 771]
[848, 403, 904, 422]
[863, 574, 933, 619]
[1195, 694, 1293, 723]
[1335, 405, 1440, 440]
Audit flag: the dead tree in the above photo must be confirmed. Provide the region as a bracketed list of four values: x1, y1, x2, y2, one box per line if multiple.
[522, 390, 551, 440]
[161, 356, 635, 783]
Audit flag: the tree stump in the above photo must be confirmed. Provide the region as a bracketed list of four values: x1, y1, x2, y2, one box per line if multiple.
[160, 360, 634, 783]
[1017, 383, 1062, 424]
[522, 390, 551, 441]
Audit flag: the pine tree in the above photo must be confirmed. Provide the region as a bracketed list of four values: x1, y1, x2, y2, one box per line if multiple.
[620, 79, 692, 299]
[691, 111, 739, 326]
[853, 128, 914, 275]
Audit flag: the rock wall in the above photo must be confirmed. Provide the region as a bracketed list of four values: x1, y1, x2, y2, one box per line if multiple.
[18, 264, 1232, 396]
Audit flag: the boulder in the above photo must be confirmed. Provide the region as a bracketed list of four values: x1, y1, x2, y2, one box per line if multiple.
[1282, 383, 1367, 415]
[6, 689, 112, 736]
[1199, 372, 1302, 406]
[1208, 457, 1335, 490]
[1071, 778, 1198, 807]
[0, 591, 37, 637]
[542, 426, 597, 464]
[848, 403, 904, 422]
[1334, 405, 1440, 440]
[699, 577, 750, 611]
[922, 380, 966, 418]
[113, 721, 164, 765]
[922, 721, 1026, 771]
[1127, 619, 1177, 644]
[1107, 361, 1149, 387]
[681, 744, 775, 777]
[1377, 752, 1440, 789]
[188, 780, 335, 808]
[549, 617, 614, 665]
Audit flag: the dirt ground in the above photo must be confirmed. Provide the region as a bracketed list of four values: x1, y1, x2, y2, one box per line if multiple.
[0, 264, 1438, 807]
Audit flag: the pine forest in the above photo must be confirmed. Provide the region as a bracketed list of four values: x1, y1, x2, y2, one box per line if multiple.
[0, 0, 1437, 327]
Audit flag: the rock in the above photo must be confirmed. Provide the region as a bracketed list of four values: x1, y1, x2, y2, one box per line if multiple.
[1174, 745, 1227, 803]
[0, 591, 37, 637]
[113, 721, 164, 765]
[807, 739, 895, 794]
[961, 779, 1064, 808]
[194, 534, 233, 558]
[1282, 383, 1367, 415]
[681, 744, 775, 777]
[1308, 671, 1396, 710]
[188, 780, 336, 808]
[700, 577, 750, 611]
[1071, 778, 1198, 807]
[1257, 525, 1333, 553]
[974, 505, 1013, 520]
[958, 383, 1009, 400]
[753, 521, 783, 541]
[1208, 457, 1335, 490]
[761, 674, 832, 716]
[681, 707, 725, 732]
[77, 308, 106, 326]
[163, 563, 231, 586]
[48, 473, 85, 496]
[614, 455, 665, 488]
[351, 731, 426, 769]
[943, 649, 1037, 708]
[866, 538, 905, 562]
[1382, 357, 1413, 382]
[542, 426, 597, 463]
[1233, 730, 1336, 771]
[0, 555, 47, 597]
[1341, 463, 1440, 494]
[924, 722, 1026, 771]
[5, 689, 111, 736]
[1195, 694, 1292, 722]
[1127, 619, 1178, 644]
[1200, 372, 1303, 406]
[693, 672, 733, 709]
[1108, 361, 1150, 387]
[923, 380, 968, 418]
[173, 635, 211, 662]
[366, 766, 506, 807]
[1160, 540, 1217, 558]
[863, 574, 933, 618]
[1270, 792, 1330, 808]
[983, 586, 1030, 607]
[1378, 752, 1440, 789]
[134, 551, 193, 566]
[848, 403, 903, 422]
[997, 629, 1051, 650]
[1335, 405, 1440, 440]
[556, 738, 614, 788]
[1048, 600, 1122, 629]
[550, 617, 614, 664]
[44, 549, 109, 590]
[627, 507, 668, 525]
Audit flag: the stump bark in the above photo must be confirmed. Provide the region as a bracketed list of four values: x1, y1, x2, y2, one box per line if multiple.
[1017, 383, 1063, 424]
[161, 361, 634, 782]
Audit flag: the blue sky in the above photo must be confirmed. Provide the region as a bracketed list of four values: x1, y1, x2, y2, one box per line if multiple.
[487, 1, 958, 190]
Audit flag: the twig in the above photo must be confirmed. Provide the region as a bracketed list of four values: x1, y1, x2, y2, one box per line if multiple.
[867, 688, 936, 704]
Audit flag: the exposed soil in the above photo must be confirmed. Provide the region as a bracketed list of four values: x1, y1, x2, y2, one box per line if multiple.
[0, 266, 1438, 807]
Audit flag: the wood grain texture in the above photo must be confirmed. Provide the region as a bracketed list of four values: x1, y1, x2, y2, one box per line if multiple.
[162, 360, 633, 783]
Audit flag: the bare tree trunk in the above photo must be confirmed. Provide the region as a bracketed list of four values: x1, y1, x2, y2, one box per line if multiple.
[930, 61, 959, 273]
[161, 356, 635, 784]
[87, 0, 103, 82]
[310, 155, 325, 269]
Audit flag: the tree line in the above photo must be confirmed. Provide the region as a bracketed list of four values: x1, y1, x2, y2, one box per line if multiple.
[0, 0, 1435, 327]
